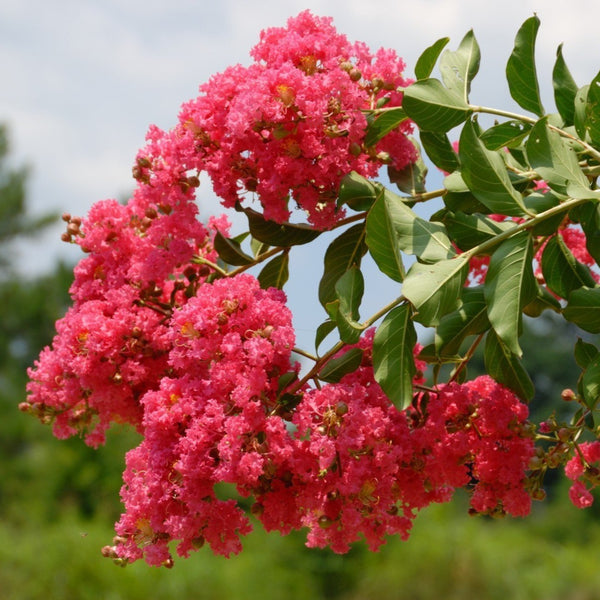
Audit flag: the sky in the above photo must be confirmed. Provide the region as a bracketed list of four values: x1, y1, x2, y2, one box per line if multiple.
[1, 0, 600, 347]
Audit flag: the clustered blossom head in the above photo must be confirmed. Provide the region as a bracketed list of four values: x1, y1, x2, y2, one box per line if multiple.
[564, 441, 600, 509]
[137, 10, 416, 229]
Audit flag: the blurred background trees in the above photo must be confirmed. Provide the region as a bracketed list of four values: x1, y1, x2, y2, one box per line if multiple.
[2, 121, 600, 600]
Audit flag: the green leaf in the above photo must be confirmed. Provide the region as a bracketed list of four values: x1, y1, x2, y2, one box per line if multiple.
[484, 330, 534, 401]
[402, 255, 469, 326]
[250, 236, 269, 258]
[372, 304, 417, 410]
[479, 121, 532, 151]
[415, 36, 450, 80]
[420, 131, 459, 173]
[315, 320, 337, 352]
[318, 223, 367, 308]
[506, 16, 544, 116]
[257, 253, 289, 290]
[574, 85, 590, 140]
[459, 119, 528, 216]
[365, 108, 408, 147]
[522, 284, 561, 317]
[366, 188, 455, 279]
[541, 235, 596, 298]
[240, 205, 321, 246]
[525, 191, 562, 236]
[553, 44, 578, 126]
[213, 230, 254, 266]
[582, 352, 600, 409]
[402, 79, 472, 132]
[526, 118, 589, 195]
[585, 70, 600, 148]
[434, 286, 490, 357]
[387, 137, 428, 195]
[332, 267, 366, 344]
[576, 202, 600, 264]
[574, 338, 598, 370]
[484, 232, 536, 357]
[337, 172, 379, 212]
[439, 29, 480, 102]
[444, 211, 516, 251]
[319, 347, 364, 383]
[563, 287, 600, 333]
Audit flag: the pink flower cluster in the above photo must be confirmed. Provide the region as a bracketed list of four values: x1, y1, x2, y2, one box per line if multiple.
[565, 441, 600, 508]
[137, 10, 415, 229]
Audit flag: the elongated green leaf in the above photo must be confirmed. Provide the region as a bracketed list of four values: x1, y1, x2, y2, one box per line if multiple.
[585, 70, 600, 148]
[240, 205, 321, 246]
[319, 347, 364, 383]
[439, 29, 480, 102]
[522, 284, 561, 317]
[435, 286, 490, 356]
[541, 235, 596, 298]
[563, 287, 600, 333]
[332, 266, 365, 344]
[484, 232, 536, 357]
[318, 223, 367, 308]
[576, 201, 600, 263]
[506, 16, 544, 116]
[574, 85, 590, 140]
[365, 108, 408, 147]
[366, 188, 455, 278]
[553, 44, 578, 126]
[484, 330, 534, 400]
[214, 231, 254, 266]
[459, 119, 528, 216]
[420, 131, 459, 173]
[574, 338, 598, 370]
[257, 253, 289, 290]
[480, 121, 532, 150]
[315, 320, 337, 352]
[402, 79, 472, 132]
[525, 191, 562, 235]
[415, 36, 450, 80]
[372, 304, 417, 410]
[387, 138, 428, 195]
[337, 172, 379, 212]
[582, 352, 600, 409]
[526, 118, 589, 195]
[444, 211, 516, 251]
[402, 255, 469, 326]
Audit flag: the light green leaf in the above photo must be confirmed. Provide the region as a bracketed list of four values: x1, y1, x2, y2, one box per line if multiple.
[415, 37, 450, 80]
[459, 119, 529, 216]
[582, 352, 600, 409]
[337, 172, 379, 212]
[506, 15, 544, 116]
[439, 29, 480, 102]
[479, 120, 532, 150]
[319, 347, 364, 383]
[484, 232, 536, 357]
[574, 85, 590, 140]
[372, 304, 417, 410]
[402, 79, 472, 132]
[365, 108, 408, 147]
[553, 44, 578, 126]
[420, 131, 459, 173]
[574, 338, 598, 370]
[257, 253, 289, 290]
[315, 320, 337, 353]
[484, 330, 534, 401]
[526, 118, 589, 195]
[333, 267, 366, 344]
[563, 287, 600, 333]
[402, 255, 470, 326]
[585, 70, 600, 148]
[541, 235, 596, 299]
[318, 223, 367, 308]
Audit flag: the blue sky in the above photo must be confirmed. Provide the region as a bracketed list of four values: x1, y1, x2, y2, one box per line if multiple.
[1, 0, 599, 348]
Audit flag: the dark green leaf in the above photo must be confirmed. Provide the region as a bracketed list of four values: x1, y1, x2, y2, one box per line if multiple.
[439, 29, 480, 102]
[434, 286, 489, 357]
[213, 231, 254, 266]
[318, 223, 367, 308]
[337, 172, 379, 212]
[526, 118, 589, 195]
[402, 79, 472, 132]
[574, 338, 598, 370]
[372, 304, 417, 410]
[241, 205, 321, 246]
[484, 232, 536, 357]
[420, 131, 459, 173]
[563, 287, 600, 333]
[582, 352, 600, 409]
[365, 108, 408, 147]
[333, 267, 365, 344]
[585, 70, 600, 148]
[480, 121, 532, 150]
[577, 202, 600, 264]
[522, 285, 561, 317]
[553, 44, 578, 126]
[484, 330, 534, 400]
[506, 16, 544, 116]
[315, 320, 337, 352]
[319, 347, 364, 383]
[541, 235, 596, 298]
[402, 255, 470, 326]
[257, 253, 289, 290]
[525, 191, 562, 236]
[459, 119, 528, 216]
[415, 36, 450, 80]
[444, 211, 516, 251]
[387, 138, 428, 195]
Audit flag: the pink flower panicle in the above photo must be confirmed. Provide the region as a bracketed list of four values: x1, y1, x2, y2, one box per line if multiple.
[565, 441, 600, 509]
